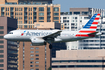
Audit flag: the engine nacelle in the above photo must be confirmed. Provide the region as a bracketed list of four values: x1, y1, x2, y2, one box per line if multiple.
[31, 38, 46, 46]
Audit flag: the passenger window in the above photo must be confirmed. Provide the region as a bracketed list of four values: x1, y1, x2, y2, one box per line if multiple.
[8, 32, 13, 34]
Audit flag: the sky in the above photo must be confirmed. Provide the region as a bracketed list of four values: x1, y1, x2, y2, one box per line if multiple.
[53, 0, 105, 12]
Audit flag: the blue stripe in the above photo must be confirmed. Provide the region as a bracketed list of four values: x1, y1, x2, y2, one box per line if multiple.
[24, 30, 26, 33]
[83, 14, 97, 28]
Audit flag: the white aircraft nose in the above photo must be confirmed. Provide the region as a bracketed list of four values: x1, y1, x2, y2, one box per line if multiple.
[4, 35, 8, 39]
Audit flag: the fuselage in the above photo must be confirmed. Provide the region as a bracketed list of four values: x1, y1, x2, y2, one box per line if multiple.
[4, 30, 91, 43]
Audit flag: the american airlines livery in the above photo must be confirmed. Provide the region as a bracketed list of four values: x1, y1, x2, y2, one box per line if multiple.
[4, 13, 102, 49]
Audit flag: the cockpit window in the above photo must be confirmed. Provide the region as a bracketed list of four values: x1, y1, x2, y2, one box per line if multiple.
[8, 32, 13, 34]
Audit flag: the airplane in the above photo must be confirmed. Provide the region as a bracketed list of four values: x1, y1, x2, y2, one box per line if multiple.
[4, 13, 102, 49]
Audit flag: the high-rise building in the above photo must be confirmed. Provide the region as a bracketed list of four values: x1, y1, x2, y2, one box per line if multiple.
[52, 49, 105, 70]
[0, 0, 60, 29]
[0, 17, 17, 70]
[18, 40, 51, 70]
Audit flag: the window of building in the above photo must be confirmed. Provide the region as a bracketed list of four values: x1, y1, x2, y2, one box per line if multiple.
[30, 65, 34, 67]
[82, 12, 88, 15]
[30, 69, 34, 70]
[0, 41, 4, 44]
[35, 58, 39, 60]
[30, 47, 34, 49]
[35, 61, 39, 63]
[35, 65, 39, 67]
[24, 25, 27, 28]
[47, 17, 50, 20]
[29, 8, 32, 11]
[54, 7, 59, 11]
[29, 13, 32, 15]
[80, 20, 82, 22]
[30, 51, 34, 53]
[39, 13, 44, 16]
[70, 12, 72, 15]
[75, 17, 77, 19]
[34, 12, 36, 16]
[0, 36, 3, 39]
[63, 17, 66, 19]
[67, 20, 69, 22]
[35, 54, 39, 56]
[84, 17, 89, 19]
[47, 20, 51, 22]
[35, 47, 39, 49]
[39, 17, 44, 20]
[74, 12, 80, 15]
[47, 13, 50, 16]
[30, 61, 34, 64]
[0, 31, 4, 34]
[72, 20, 74, 22]
[0, 64, 4, 67]
[10, 7, 14, 12]
[54, 21, 59, 23]
[39, 7, 44, 11]
[1, 12, 4, 16]
[24, 7, 27, 12]
[0, 45, 3, 48]
[1, 7, 4, 12]
[0, 55, 4, 58]
[63, 20, 66, 23]
[33, 7, 36, 11]
[47, 7, 50, 12]
[0, 59, 4, 62]
[54, 17, 59, 20]
[30, 54, 34, 57]
[0, 26, 4, 29]
[24, 12, 27, 16]
[54, 13, 59, 16]
[35, 51, 39, 53]
[19, 8, 22, 11]
[30, 58, 34, 60]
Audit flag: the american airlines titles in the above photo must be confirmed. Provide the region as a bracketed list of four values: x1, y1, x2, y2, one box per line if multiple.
[25, 31, 52, 36]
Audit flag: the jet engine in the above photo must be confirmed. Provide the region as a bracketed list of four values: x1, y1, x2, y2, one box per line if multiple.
[31, 38, 46, 46]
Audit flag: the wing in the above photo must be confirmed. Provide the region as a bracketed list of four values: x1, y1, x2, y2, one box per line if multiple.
[42, 31, 62, 44]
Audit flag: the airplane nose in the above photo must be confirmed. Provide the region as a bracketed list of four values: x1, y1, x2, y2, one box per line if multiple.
[4, 35, 8, 39]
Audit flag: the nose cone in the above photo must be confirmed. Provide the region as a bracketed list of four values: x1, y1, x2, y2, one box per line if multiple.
[4, 35, 8, 40]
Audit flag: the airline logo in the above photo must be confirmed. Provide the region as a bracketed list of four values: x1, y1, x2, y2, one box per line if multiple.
[21, 30, 26, 36]
[75, 13, 100, 37]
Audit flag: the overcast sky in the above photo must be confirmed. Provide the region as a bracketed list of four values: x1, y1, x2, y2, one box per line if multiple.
[53, 0, 105, 12]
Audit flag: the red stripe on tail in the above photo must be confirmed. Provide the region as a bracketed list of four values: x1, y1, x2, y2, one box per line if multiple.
[79, 31, 96, 33]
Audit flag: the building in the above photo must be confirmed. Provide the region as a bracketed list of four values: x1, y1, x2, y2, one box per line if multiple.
[0, 0, 60, 29]
[18, 39, 51, 70]
[70, 8, 105, 17]
[0, 17, 17, 70]
[52, 49, 105, 70]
